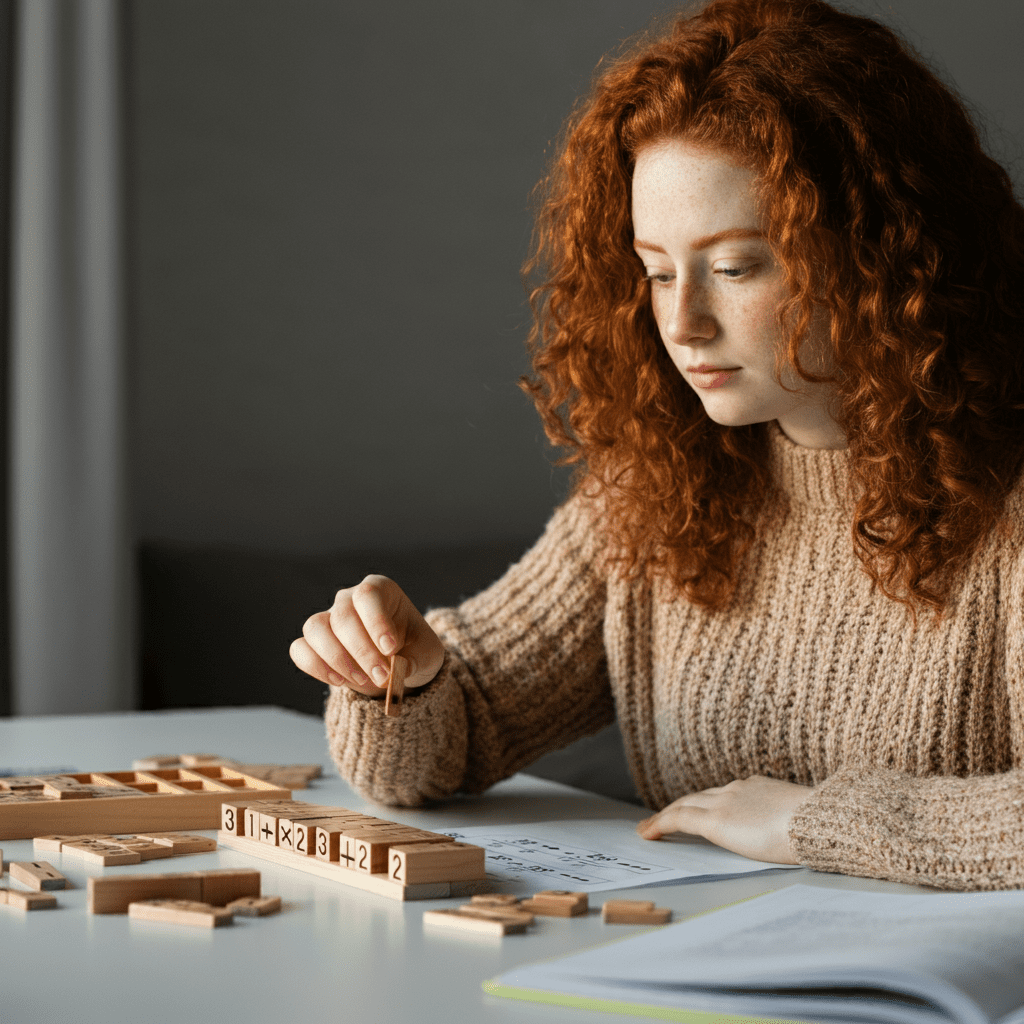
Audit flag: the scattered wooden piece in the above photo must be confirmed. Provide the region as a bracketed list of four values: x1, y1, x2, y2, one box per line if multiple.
[452, 904, 535, 926]
[226, 895, 281, 917]
[601, 899, 672, 925]
[389, 842, 486, 885]
[423, 907, 527, 936]
[383, 654, 406, 717]
[62, 839, 143, 866]
[470, 893, 520, 907]
[89, 872, 204, 913]
[9, 861, 68, 890]
[197, 867, 261, 906]
[129, 899, 233, 928]
[135, 832, 217, 855]
[42, 779, 94, 801]
[3, 887, 58, 910]
[520, 890, 589, 917]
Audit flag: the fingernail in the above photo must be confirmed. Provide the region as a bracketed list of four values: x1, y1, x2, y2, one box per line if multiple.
[379, 633, 397, 655]
[327, 671, 345, 687]
[371, 665, 389, 686]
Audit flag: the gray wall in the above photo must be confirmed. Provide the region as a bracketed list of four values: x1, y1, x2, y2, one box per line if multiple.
[128, 0, 1024, 558]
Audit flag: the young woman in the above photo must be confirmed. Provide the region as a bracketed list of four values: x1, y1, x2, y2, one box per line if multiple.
[290, 0, 1024, 891]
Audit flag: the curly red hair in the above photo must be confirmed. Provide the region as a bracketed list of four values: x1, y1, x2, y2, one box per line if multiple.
[521, 0, 1024, 614]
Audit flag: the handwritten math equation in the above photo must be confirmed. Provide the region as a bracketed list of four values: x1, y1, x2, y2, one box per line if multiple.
[441, 829, 673, 889]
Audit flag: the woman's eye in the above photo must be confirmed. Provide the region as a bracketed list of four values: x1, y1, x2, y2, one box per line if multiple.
[645, 271, 673, 284]
[716, 264, 755, 279]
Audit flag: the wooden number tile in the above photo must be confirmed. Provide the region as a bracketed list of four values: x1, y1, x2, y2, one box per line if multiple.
[220, 802, 250, 836]
[423, 908, 527, 936]
[601, 899, 671, 925]
[288, 816, 345, 856]
[225, 895, 281, 917]
[61, 839, 143, 866]
[352, 830, 423, 874]
[129, 899, 233, 928]
[9, 861, 68, 891]
[520, 890, 589, 917]
[4, 888, 58, 910]
[197, 868, 260, 906]
[135, 832, 217, 855]
[389, 842, 486, 885]
[42, 778, 94, 800]
[88, 872, 205, 914]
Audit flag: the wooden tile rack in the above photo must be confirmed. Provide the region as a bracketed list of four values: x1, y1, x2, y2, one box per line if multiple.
[217, 799, 490, 901]
[0, 767, 290, 840]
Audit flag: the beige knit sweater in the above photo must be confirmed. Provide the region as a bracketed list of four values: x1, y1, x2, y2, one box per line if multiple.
[325, 424, 1024, 891]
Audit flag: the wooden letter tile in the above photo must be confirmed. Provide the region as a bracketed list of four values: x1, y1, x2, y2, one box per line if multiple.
[42, 778, 94, 800]
[129, 899, 232, 928]
[9, 861, 68, 890]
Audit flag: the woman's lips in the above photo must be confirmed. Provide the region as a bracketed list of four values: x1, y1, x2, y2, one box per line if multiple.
[689, 367, 739, 389]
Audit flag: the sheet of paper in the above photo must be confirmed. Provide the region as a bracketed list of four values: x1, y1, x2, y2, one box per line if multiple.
[439, 818, 798, 893]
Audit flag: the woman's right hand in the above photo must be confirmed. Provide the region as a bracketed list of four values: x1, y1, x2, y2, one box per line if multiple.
[289, 575, 445, 697]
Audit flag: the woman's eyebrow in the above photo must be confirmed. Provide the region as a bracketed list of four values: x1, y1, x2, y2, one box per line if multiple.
[632, 228, 765, 254]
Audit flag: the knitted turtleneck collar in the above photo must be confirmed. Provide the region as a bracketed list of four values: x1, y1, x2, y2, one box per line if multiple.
[767, 421, 853, 510]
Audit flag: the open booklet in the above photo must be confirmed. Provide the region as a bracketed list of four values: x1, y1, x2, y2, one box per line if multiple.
[485, 883, 1024, 1024]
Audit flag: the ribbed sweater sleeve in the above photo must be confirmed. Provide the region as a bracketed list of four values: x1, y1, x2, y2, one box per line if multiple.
[788, 485, 1024, 891]
[324, 492, 615, 806]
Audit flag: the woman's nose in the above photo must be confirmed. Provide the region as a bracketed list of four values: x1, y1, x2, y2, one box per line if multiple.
[660, 281, 715, 346]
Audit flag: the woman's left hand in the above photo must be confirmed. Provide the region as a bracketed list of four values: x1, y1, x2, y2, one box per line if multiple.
[635, 776, 812, 864]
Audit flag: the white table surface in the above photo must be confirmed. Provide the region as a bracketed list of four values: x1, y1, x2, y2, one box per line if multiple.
[0, 706, 925, 1024]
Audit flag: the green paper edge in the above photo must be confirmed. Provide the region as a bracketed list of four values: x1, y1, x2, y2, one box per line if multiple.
[482, 980, 803, 1024]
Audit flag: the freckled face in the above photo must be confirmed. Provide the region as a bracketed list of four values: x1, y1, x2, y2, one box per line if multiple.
[631, 139, 843, 449]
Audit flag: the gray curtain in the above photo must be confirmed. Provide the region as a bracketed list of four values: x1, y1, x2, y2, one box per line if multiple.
[10, 0, 131, 714]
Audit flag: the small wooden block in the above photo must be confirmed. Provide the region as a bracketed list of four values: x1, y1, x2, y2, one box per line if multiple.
[198, 867, 261, 906]
[520, 890, 589, 917]
[88, 872, 205, 914]
[179, 754, 230, 767]
[9, 861, 68, 891]
[33, 834, 96, 852]
[4, 889, 58, 910]
[136, 832, 217, 855]
[132, 756, 182, 771]
[257, 811, 281, 845]
[389, 842, 486, 885]
[454, 904, 534, 926]
[383, 654, 406, 717]
[225, 894, 281, 917]
[116, 840, 177, 861]
[129, 899, 233, 928]
[423, 908, 525, 936]
[602, 899, 671, 925]
[471, 893, 520, 907]
[62, 840, 143, 866]
[1, 777, 45, 791]
[42, 778, 94, 800]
